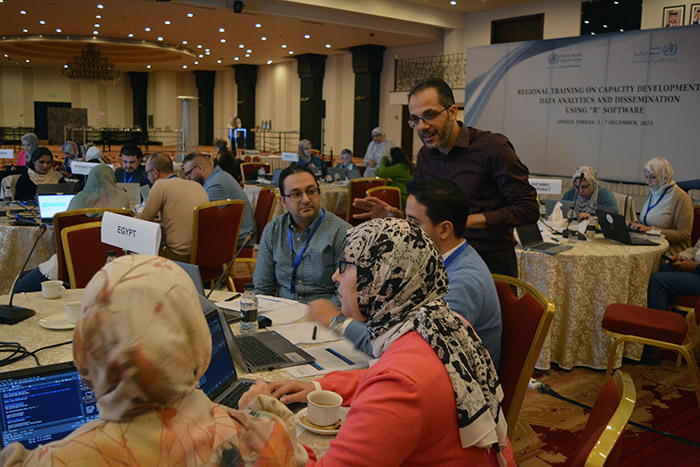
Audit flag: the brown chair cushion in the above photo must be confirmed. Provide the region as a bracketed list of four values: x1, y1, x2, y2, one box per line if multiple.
[672, 295, 697, 309]
[602, 303, 688, 344]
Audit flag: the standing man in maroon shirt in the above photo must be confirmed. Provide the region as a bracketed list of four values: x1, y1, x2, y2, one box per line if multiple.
[408, 77, 538, 277]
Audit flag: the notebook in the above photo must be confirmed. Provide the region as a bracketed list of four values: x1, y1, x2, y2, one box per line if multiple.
[596, 207, 659, 246]
[0, 362, 99, 449]
[198, 295, 315, 373]
[516, 223, 573, 255]
[116, 182, 141, 206]
[37, 194, 76, 223]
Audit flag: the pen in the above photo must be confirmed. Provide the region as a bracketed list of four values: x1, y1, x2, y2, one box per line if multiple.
[325, 348, 356, 365]
[312, 325, 317, 340]
[225, 293, 241, 302]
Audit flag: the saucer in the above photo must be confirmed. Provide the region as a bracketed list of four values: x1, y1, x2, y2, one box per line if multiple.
[295, 407, 348, 435]
[39, 314, 75, 330]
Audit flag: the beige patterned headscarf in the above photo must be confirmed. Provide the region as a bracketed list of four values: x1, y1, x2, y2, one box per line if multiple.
[644, 157, 675, 187]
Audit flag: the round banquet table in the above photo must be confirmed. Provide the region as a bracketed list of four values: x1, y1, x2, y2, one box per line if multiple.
[244, 181, 349, 221]
[516, 234, 669, 370]
[0, 221, 55, 295]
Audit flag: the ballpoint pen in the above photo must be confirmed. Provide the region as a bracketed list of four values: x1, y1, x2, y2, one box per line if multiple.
[225, 293, 241, 301]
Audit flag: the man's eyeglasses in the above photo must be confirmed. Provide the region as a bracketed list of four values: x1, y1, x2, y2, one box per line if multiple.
[338, 259, 355, 274]
[184, 166, 198, 177]
[282, 187, 320, 201]
[408, 106, 449, 128]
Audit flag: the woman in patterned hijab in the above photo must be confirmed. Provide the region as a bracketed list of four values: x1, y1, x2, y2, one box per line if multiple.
[68, 164, 129, 211]
[560, 165, 619, 219]
[0, 255, 299, 466]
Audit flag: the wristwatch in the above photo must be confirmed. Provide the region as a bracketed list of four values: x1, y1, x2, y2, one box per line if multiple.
[329, 314, 348, 335]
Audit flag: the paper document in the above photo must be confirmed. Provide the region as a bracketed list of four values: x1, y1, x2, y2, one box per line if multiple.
[215, 295, 308, 325]
[285, 339, 371, 379]
[274, 322, 342, 345]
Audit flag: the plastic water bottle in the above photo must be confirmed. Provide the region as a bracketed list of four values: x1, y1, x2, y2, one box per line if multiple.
[105, 250, 117, 264]
[240, 283, 259, 334]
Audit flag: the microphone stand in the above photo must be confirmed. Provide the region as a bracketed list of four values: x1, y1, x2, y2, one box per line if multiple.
[562, 174, 586, 241]
[206, 231, 256, 299]
[0, 224, 48, 325]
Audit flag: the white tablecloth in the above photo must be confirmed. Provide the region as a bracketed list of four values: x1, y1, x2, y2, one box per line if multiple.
[0, 222, 55, 294]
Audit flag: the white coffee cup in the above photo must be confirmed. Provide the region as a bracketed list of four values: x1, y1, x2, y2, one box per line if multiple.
[65, 301, 81, 324]
[307, 390, 342, 426]
[41, 280, 65, 300]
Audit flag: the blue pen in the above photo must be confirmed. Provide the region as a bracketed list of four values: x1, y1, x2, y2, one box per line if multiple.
[310, 362, 325, 370]
[325, 348, 356, 365]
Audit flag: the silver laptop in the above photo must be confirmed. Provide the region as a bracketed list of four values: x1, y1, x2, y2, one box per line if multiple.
[37, 194, 76, 223]
[517, 223, 573, 255]
[116, 182, 141, 206]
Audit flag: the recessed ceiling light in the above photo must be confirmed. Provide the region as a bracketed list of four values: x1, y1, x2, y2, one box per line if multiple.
[205, 48, 210, 52]
[93, 30, 99, 35]
[128, 33, 134, 38]
[614, 1, 619, 4]
[584, 20, 589, 24]
[245, 53, 250, 57]
[157, 36, 163, 41]
[450, 0, 456, 5]
[281, 44, 287, 48]
[187, 13, 194, 18]
[238, 44, 244, 48]
[198, 54, 203, 58]
[288, 51, 294, 55]
[194, 61, 199, 64]
[145, 27, 151, 32]
[220, 38, 226, 43]
[146, 64, 151, 69]
[22, 28, 28, 33]
[267, 60, 272, 65]
[164, 20, 171, 25]
[234, 57, 239, 61]
[197, 44, 202, 48]
[591, 32, 596, 35]
[94, 24, 100, 28]
[56, 28, 61, 33]
[603, 24, 608, 28]
[620, 28, 624, 32]
[325, 43, 331, 48]
[255, 23, 261, 28]
[63, 64, 68, 68]
[20, 10, 26, 15]
[304, 34, 310, 39]
[261, 36, 267, 41]
[182, 65, 187, 69]
[217, 59, 222, 64]
[96, 15, 101, 19]
[205, 50, 210, 55]
[182, 40, 188, 45]
[97, 4, 104, 9]
[26, 59, 30, 63]
[218, 28, 225, 33]
[4, 54, 8, 58]
[246, 49, 252, 53]
[39, 20, 46, 25]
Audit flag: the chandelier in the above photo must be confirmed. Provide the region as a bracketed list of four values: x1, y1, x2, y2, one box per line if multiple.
[60, 43, 121, 85]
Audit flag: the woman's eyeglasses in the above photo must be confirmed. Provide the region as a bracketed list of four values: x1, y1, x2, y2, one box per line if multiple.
[338, 260, 355, 274]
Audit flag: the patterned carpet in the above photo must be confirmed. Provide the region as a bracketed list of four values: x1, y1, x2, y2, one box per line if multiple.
[512, 357, 700, 465]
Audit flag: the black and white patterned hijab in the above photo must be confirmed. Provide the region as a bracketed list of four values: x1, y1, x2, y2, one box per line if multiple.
[345, 218, 508, 457]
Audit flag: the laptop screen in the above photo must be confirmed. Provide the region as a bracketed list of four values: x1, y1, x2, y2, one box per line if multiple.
[0, 363, 99, 449]
[198, 309, 238, 400]
[37, 194, 75, 220]
[517, 224, 543, 247]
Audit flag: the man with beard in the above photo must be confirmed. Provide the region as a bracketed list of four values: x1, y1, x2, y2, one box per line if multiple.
[408, 77, 538, 276]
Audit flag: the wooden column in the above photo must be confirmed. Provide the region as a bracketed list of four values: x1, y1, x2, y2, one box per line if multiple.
[194, 70, 216, 146]
[350, 45, 385, 156]
[296, 54, 327, 150]
[233, 64, 258, 150]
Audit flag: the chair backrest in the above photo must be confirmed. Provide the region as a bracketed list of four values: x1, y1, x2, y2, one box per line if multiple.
[53, 207, 134, 282]
[612, 192, 637, 223]
[225, 258, 257, 293]
[1, 174, 21, 199]
[252, 155, 261, 162]
[190, 199, 245, 282]
[570, 370, 636, 467]
[492, 274, 555, 437]
[254, 188, 279, 242]
[357, 165, 367, 176]
[366, 186, 402, 211]
[61, 222, 126, 288]
[240, 162, 271, 181]
[691, 206, 700, 246]
[346, 177, 386, 225]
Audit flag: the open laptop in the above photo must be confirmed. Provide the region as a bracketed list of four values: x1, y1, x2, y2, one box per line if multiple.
[596, 207, 659, 246]
[516, 223, 573, 255]
[198, 295, 315, 373]
[116, 182, 141, 206]
[0, 362, 99, 450]
[36, 183, 77, 196]
[37, 193, 76, 223]
[259, 168, 283, 187]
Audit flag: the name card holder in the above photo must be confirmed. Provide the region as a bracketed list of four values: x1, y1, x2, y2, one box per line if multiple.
[281, 152, 299, 162]
[71, 161, 115, 176]
[101, 211, 161, 255]
[529, 178, 562, 195]
[0, 149, 14, 159]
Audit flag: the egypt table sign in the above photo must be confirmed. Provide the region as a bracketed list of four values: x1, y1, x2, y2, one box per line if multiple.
[101, 211, 161, 255]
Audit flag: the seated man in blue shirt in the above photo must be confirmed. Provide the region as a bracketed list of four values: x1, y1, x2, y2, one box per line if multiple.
[308, 178, 503, 367]
[114, 144, 151, 186]
[253, 164, 351, 303]
[183, 152, 257, 248]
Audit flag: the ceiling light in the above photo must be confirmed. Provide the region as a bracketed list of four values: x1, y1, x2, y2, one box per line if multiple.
[96, 15, 101, 19]
[261, 36, 267, 41]
[198, 54, 204, 58]
[56, 28, 62, 33]
[304, 34, 310, 39]
[94, 24, 100, 27]
[620, 28, 624, 32]
[61, 44, 120, 84]
[584, 20, 589, 24]
[614, 1, 619, 4]
[255, 23, 261, 28]
[246, 49, 252, 53]
[234, 57, 239, 61]
[97, 4, 104, 9]
[145, 27, 151, 32]
[591, 32, 596, 35]
[220, 38, 226, 43]
[4, 54, 8, 58]
[288, 51, 294, 55]
[93, 30, 99, 35]
[245, 53, 250, 57]
[217, 59, 222, 64]
[205, 50, 210, 55]
[325, 44, 331, 48]
[164, 20, 171, 25]
[63, 64, 68, 68]
[26, 59, 30, 63]
[197, 44, 202, 48]
[238, 44, 244, 48]
[187, 13, 194, 18]
[603, 24, 608, 28]
[219, 28, 225, 33]
[146, 64, 151, 69]
[281, 44, 287, 48]
[22, 28, 28, 33]
[182, 40, 188, 44]
[157, 36, 163, 41]
[128, 33, 134, 38]
[182, 65, 187, 69]
[40, 20, 46, 25]
[20, 10, 26, 15]
[267, 60, 272, 65]
[450, 0, 456, 5]
[194, 61, 199, 64]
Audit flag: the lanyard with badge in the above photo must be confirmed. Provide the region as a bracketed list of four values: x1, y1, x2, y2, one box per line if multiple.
[642, 185, 671, 225]
[288, 209, 325, 293]
[123, 171, 135, 183]
[443, 240, 468, 269]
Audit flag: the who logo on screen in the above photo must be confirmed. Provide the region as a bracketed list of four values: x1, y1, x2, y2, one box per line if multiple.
[547, 52, 560, 65]
[662, 42, 678, 56]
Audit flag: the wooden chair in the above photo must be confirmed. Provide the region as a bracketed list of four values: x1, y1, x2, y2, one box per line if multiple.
[53, 207, 134, 283]
[225, 258, 257, 293]
[240, 162, 271, 181]
[346, 177, 385, 226]
[61, 222, 126, 288]
[366, 185, 402, 211]
[254, 188, 279, 242]
[492, 274, 555, 437]
[601, 296, 700, 408]
[569, 370, 636, 467]
[190, 200, 246, 283]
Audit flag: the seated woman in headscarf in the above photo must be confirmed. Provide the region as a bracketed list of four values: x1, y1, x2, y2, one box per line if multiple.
[17, 133, 38, 167]
[294, 139, 325, 176]
[240, 218, 514, 466]
[0, 255, 301, 466]
[629, 157, 693, 255]
[13, 165, 129, 293]
[14, 147, 66, 200]
[559, 166, 618, 220]
[363, 127, 393, 178]
[59, 141, 82, 177]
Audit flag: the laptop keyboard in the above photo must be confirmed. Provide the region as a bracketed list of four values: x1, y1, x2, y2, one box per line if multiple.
[237, 336, 286, 366]
[534, 242, 561, 250]
[219, 381, 254, 408]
